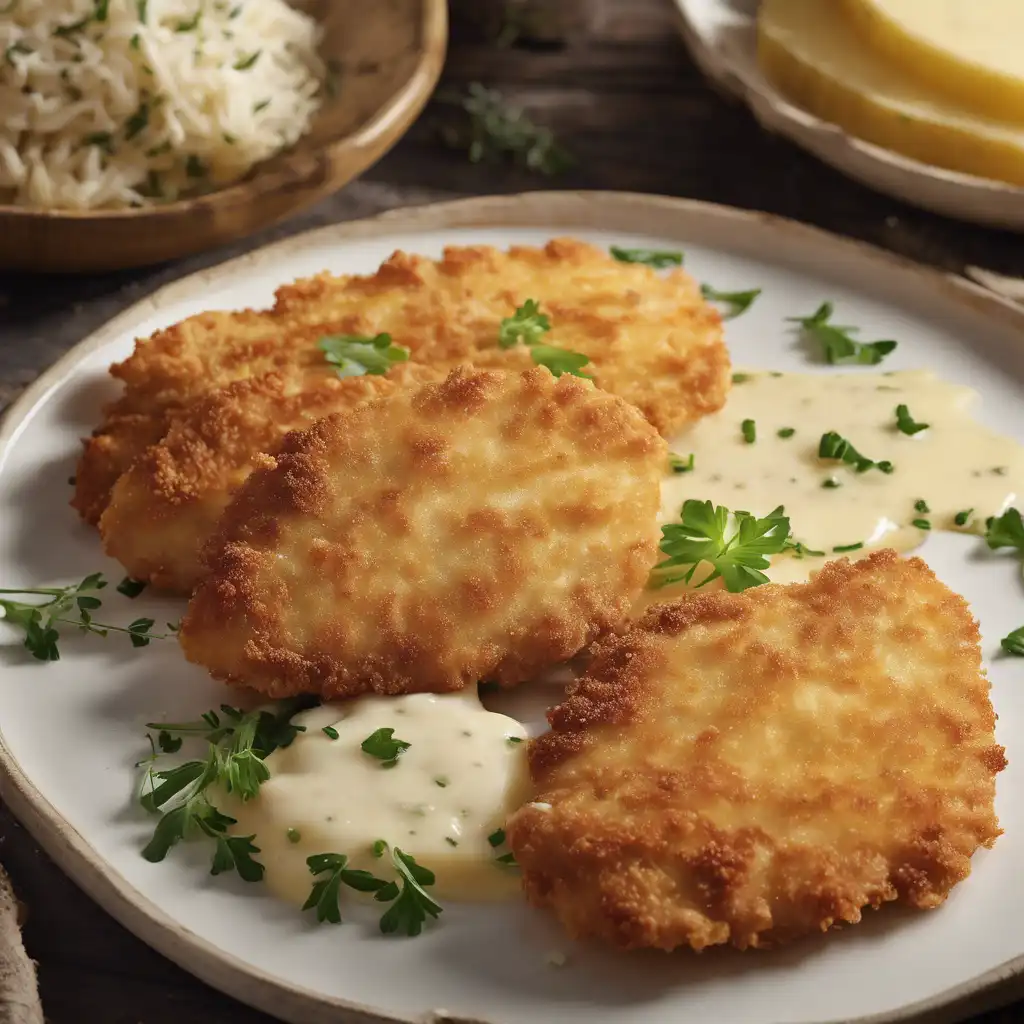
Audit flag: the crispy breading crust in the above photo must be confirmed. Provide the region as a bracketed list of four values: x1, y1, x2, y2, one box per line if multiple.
[98, 364, 437, 594]
[179, 366, 667, 699]
[507, 551, 1006, 952]
[74, 238, 727, 524]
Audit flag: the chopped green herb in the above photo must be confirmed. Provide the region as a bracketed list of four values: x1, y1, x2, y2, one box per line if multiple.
[818, 431, 890, 474]
[318, 333, 410, 378]
[156, 730, 182, 754]
[731, 372, 752, 383]
[741, 419, 756, 444]
[914, 499, 930, 514]
[498, 300, 591, 378]
[668, 452, 694, 474]
[445, 837, 458, 847]
[361, 727, 411, 767]
[496, 852, 517, 865]
[700, 284, 761, 319]
[821, 477, 842, 489]
[649, 500, 790, 593]
[287, 827, 301, 844]
[487, 828, 506, 848]
[912, 518, 931, 530]
[322, 726, 339, 740]
[233, 51, 260, 71]
[434, 775, 449, 788]
[371, 839, 387, 858]
[506, 736, 523, 745]
[1001, 626, 1024, 656]
[784, 540, 825, 558]
[124, 99, 150, 140]
[610, 247, 683, 268]
[777, 427, 795, 439]
[788, 302, 897, 365]
[117, 576, 146, 598]
[303, 852, 391, 924]
[895, 404, 929, 436]
[4, 42, 33, 66]
[137, 0, 148, 22]
[175, 9, 202, 31]
[529, 344, 592, 378]
[253, 98, 271, 113]
[53, 13, 92, 37]
[954, 509, 974, 527]
[833, 542, 864, 553]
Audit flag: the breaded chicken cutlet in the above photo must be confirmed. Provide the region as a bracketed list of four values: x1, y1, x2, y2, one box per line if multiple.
[72, 237, 728, 524]
[98, 363, 438, 593]
[179, 366, 667, 698]
[506, 550, 1005, 952]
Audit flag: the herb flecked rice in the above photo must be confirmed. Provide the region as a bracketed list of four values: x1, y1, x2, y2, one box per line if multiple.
[0, 0, 325, 209]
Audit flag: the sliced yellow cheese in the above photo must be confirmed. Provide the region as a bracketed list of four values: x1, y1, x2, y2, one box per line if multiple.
[757, 0, 1024, 187]
[843, 0, 1024, 125]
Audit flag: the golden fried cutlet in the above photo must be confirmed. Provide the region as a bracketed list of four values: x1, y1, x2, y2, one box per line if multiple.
[98, 363, 438, 594]
[179, 366, 667, 699]
[73, 238, 727, 524]
[506, 550, 1006, 952]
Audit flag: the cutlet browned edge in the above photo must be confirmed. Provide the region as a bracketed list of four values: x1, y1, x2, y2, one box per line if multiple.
[510, 550, 1007, 950]
[180, 366, 665, 698]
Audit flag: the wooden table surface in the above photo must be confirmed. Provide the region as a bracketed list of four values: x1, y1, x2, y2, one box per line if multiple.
[1, 1, 1023, 1021]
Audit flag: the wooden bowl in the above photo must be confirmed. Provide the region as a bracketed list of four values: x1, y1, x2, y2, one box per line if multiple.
[0, 0, 447, 273]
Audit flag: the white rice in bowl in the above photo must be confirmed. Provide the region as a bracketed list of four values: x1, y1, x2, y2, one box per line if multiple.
[0, 0, 326, 210]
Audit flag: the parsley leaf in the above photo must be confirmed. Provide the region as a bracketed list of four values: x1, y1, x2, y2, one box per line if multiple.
[116, 576, 146, 598]
[610, 247, 683, 268]
[986, 508, 1024, 552]
[232, 51, 261, 71]
[318, 333, 409, 378]
[1001, 626, 1024, 656]
[361, 727, 411, 767]
[668, 452, 694, 474]
[498, 300, 591, 379]
[788, 302, 897, 365]
[375, 846, 443, 937]
[700, 284, 761, 319]
[302, 852, 391, 924]
[650, 500, 791, 593]
[895, 404, 929, 436]
[818, 431, 893, 474]
[498, 299, 550, 348]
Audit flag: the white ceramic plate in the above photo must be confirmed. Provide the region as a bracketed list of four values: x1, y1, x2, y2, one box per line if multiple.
[2, 192, 1024, 1024]
[672, 0, 1024, 232]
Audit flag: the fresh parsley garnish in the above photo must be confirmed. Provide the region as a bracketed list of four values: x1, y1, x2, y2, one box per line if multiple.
[954, 509, 974, 527]
[486, 828, 517, 866]
[912, 519, 931, 530]
[303, 853, 392, 924]
[232, 51, 260, 71]
[438, 83, 570, 175]
[157, 730, 182, 754]
[497, 299, 591, 379]
[788, 302, 897, 365]
[914, 499, 930, 514]
[609, 247, 683, 268]
[175, 9, 201, 31]
[895, 404, 929, 436]
[117, 576, 146, 598]
[821, 477, 842, 489]
[777, 427, 795, 439]
[124, 99, 150, 140]
[985, 508, 1024, 552]
[784, 540, 825, 558]
[741, 419, 756, 444]
[700, 284, 761, 319]
[1001, 627, 1024, 656]
[374, 846, 443, 936]
[322, 725, 339, 740]
[668, 452, 694, 474]
[360, 727, 411, 767]
[650, 500, 791, 593]
[0, 573, 171, 661]
[318, 333, 409, 378]
[833, 542, 864, 553]
[818, 431, 893, 474]
[139, 698, 312, 878]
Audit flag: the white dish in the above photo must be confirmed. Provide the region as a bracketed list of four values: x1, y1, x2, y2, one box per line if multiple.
[2, 191, 1024, 1024]
[672, 0, 1024, 231]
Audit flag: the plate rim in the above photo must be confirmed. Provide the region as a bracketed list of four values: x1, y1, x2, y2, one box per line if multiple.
[3, 190, 1024, 1024]
[669, 0, 1024, 232]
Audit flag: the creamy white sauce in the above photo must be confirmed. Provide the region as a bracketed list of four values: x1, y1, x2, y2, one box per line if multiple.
[225, 692, 529, 905]
[647, 370, 1024, 597]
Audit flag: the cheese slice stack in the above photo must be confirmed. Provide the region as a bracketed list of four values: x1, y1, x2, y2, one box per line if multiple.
[757, 0, 1024, 186]
[843, 0, 1024, 125]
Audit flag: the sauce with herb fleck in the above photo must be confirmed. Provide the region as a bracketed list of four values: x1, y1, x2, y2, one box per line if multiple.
[660, 370, 1024, 586]
[225, 692, 529, 904]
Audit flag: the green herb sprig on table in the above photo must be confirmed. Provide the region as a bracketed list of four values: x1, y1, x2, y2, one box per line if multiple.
[788, 302, 897, 365]
[649, 500, 791, 593]
[438, 83, 571, 176]
[498, 299, 592, 379]
[0, 573, 171, 662]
